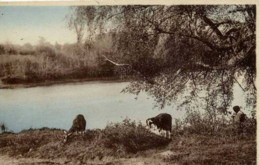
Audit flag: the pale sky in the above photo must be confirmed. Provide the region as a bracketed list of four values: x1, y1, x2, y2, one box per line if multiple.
[0, 6, 76, 45]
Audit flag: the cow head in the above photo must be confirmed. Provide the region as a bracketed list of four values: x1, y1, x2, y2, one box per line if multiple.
[146, 118, 154, 128]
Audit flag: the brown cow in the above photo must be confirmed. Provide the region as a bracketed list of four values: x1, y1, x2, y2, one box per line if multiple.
[63, 114, 86, 143]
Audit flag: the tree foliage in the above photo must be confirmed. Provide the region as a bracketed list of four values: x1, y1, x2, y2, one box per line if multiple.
[70, 5, 256, 113]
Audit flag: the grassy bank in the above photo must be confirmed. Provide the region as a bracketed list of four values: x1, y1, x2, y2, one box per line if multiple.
[0, 120, 256, 165]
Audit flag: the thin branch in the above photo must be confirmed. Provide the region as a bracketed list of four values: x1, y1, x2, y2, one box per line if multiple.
[106, 11, 125, 20]
[191, 72, 197, 89]
[102, 55, 131, 66]
[202, 15, 225, 39]
[163, 70, 187, 99]
[215, 20, 233, 27]
[248, 72, 257, 91]
[147, 22, 232, 51]
[158, 13, 176, 25]
[102, 55, 157, 84]
[181, 34, 232, 51]
[233, 76, 245, 92]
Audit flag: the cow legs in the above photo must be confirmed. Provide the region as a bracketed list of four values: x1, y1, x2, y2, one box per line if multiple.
[78, 131, 86, 135]
[161, 130, 170, 139]
[165, 130, 171, 139]
[63, 130, 86, 143]
[63, 131, 73, 143]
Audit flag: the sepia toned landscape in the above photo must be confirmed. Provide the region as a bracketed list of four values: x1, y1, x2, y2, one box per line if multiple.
[0, 4, 257, 165]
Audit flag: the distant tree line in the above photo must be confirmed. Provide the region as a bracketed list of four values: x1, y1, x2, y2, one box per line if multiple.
[0, 35, 125, 84]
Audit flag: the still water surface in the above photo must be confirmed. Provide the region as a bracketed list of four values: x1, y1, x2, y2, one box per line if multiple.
[0, 81, 185, 133]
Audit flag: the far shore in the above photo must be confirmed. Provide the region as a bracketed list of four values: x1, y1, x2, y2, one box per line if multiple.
[0, 77, 130, 89]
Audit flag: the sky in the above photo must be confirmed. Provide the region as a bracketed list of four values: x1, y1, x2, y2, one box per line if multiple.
[0, 6, 76, 45]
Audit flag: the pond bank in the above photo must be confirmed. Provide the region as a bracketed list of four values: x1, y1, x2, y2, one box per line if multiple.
[0, 127, 256, 165]
[0, 77, 128, 89]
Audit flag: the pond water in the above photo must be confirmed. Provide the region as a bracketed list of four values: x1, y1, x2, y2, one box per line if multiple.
[0, 81, 186, 133]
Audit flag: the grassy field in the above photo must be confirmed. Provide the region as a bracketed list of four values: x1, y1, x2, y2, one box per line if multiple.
[0, 120, 256, 165]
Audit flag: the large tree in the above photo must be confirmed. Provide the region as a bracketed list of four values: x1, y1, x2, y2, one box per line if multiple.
[70, 5, 256, 114]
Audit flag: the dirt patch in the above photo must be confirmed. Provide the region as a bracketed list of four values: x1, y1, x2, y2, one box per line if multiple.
[0, 155, 65, 165]
[0, 154, 173, 165]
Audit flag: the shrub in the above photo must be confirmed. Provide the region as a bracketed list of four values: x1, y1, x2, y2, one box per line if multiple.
[0, 45, 5, 55]
[172, 110, 256, 137]
[36, 45, 56, 58]
[19, 49, 36, 56]
[103, 119, 170, 153]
